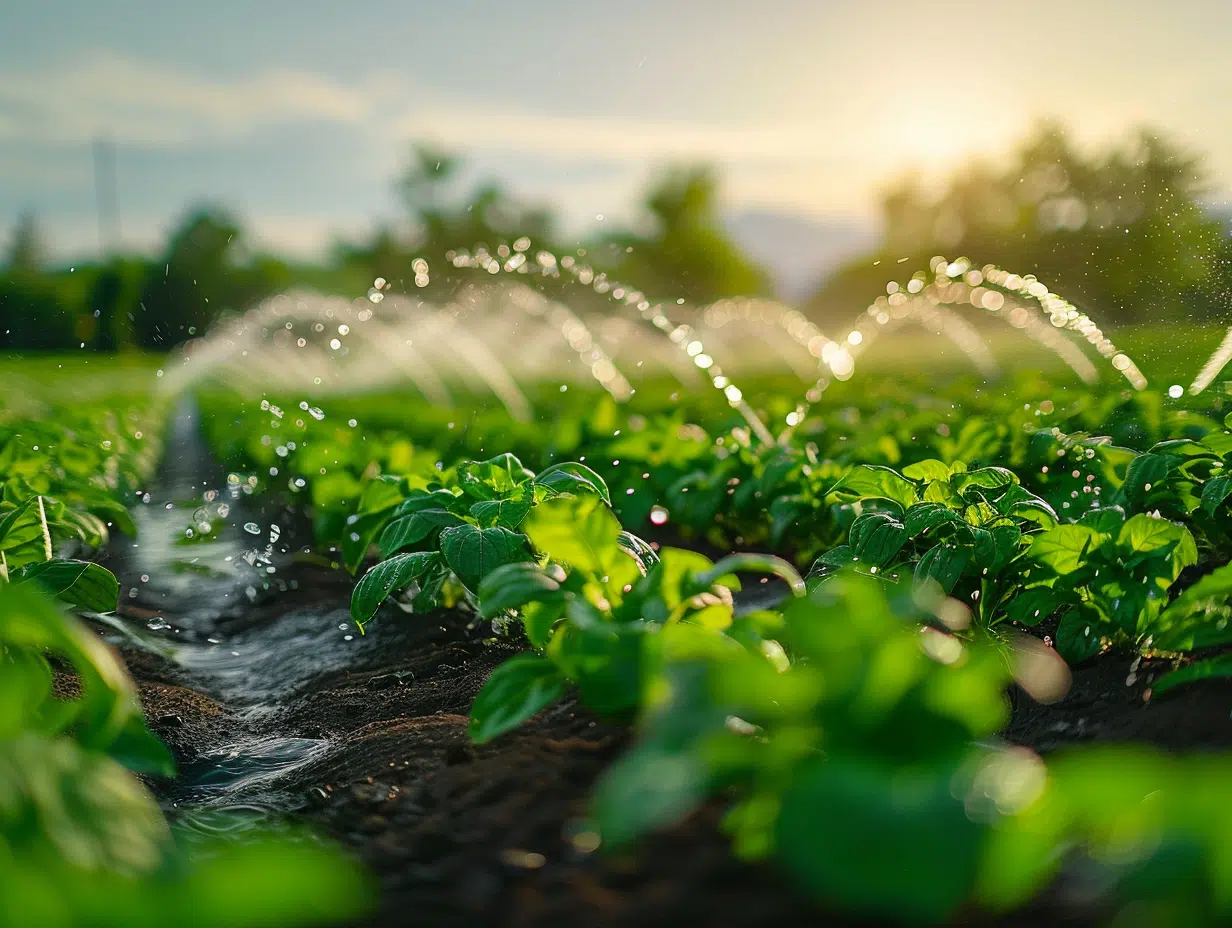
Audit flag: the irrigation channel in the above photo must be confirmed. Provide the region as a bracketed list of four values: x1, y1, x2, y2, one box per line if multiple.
[91, 392, 1232, 928]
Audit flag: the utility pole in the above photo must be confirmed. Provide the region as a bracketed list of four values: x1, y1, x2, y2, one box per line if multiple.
[92, 135, 120, 255]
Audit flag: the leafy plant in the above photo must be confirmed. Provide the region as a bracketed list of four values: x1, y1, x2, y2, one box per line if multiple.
[349, 453, 612, 628]
[592, 573, 1232, 923]
[470, 495, 804, 743]
[1115, 420, 1232, 552]
[0, 574, 369, 927]
[1025, 507, 1198, 662]
[808, 460, 1058, 629]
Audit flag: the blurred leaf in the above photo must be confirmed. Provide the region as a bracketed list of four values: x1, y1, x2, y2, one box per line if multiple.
[469, 653, 565, 743]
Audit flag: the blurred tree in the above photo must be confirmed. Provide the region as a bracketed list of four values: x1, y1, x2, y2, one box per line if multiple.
[398, 143, 460, 247]
[4, 211, 46, 272]
[134, 207, 283, 348]
[600, 165, 772, 304]
[0, 212, 76, 349]
[334, 141, 562, 296]
[86, 258, 146, 351]
[810, 121, 1226, 325]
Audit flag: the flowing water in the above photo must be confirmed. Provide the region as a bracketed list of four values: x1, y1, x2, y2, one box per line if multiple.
[104, 397, 380, 817]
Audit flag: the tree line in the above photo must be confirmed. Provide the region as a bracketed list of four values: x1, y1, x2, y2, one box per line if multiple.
[2, 121, 1230, 353]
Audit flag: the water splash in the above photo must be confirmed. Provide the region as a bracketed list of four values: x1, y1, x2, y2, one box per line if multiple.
[162, 245, 1147, 446]
[1189, 326, 1232, 395]
[448, 246, 776, 444]
[973, 260, 1146, 389]
[843, 298, 999, 379]
[497, 285, 633, 401]
[416, 310, 532, 421]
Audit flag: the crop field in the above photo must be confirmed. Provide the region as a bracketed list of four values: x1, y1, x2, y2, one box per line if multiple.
[3, 253, 1232, 928]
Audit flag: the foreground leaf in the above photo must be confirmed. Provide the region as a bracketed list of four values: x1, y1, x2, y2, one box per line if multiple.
[350, 552, 441, 626]
[439, 524, 529, 591]
[477, 562, 565, 619]
[468, 653, 565, 743]
[13, 559, 119, 613]
[1152, 654, 1232, 697]
[534, 462, 612, 506]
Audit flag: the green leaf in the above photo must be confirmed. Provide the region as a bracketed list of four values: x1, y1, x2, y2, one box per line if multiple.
[776, 757, 983, 923]
[390, 487, 459, 518]
[592, 745, 706, 848]
[524, 496, 628, 581]
[1117, 513, 1184, 556]
[694, 553, 806, 598]
[469, 488, 533, 529]
[377, 508, 465, 557]
[996, 484, 1059, 529]
[350, 552, 441, 626]
[534, 462, 612, 506]
[827, 465, 918, 509]
[969, 527, 996, 566]
[0, 734, 171, 877]
[653, 547, 723, 611]
[809, 545, 856, 578]
[1151, 562, 1232, 651]
[341, 509, 393, 575]
[1079, 505, 1125, 535]
[1029, 525, 1102, 575]
[468, 653, 565, 743]
[849, 511, 907, 567]
[477, 562, 565, 619]
[0, 496, 39, 550]
[952, 466, 1018, 494]
[1004, 587, 1058, 627]
[923, 479, 963, 507]
[521, 599, 568, 648]
[12, 559, 119, 613]
[356, 475, 407, 514]
[457, 453, 535, 500]
[1149, 439, 1216, 459]
[988, 522, 1023, 571]
[901, 459, 953, 482]
[1121, 453, 1177, 510]
[1152, 654, 1232, 697]
[439, 524, 529, 591]
[914, 543, 970, 594]
[1201, 476, 1232, 516]
[903, 502, 963, 537]
[1055, 607, 1104, 664]
[0, 583, 175, 776]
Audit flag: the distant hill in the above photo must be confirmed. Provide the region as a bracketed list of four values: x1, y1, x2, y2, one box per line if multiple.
[722, 210, 877, 302]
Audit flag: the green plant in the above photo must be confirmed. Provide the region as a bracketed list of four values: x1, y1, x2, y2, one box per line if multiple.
[808, 460, 1059, 628]
[470, 495, 803, 742]
[1024, 507, 1198, 662]
[591, 573, 1232, 923]
[1116, 421, 1232, 552]
[348, 453, 612, 628]
[0, 576, 369, 927]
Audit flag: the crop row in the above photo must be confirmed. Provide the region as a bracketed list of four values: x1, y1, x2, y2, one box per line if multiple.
[0, 396, 366, 927]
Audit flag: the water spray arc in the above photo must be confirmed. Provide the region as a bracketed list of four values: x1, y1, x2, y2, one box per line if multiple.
[1190, 327, 1232, 395]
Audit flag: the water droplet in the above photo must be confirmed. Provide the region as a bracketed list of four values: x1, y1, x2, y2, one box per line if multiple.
[243, 522, 261, 535]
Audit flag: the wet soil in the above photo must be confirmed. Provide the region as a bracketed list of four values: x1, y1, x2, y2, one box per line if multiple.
[97, 400, 1232, 927]
[100, 546, 1232, 928]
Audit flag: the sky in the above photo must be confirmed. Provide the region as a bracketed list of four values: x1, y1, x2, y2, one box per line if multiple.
[2, 0, 1231, 263]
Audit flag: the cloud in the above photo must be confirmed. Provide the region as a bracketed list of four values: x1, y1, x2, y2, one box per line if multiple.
[0, 54, 391, 146]
[0, 53, 867, 167]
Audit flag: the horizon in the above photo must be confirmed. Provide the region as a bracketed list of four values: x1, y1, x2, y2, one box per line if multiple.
[4, 0, 1232, 279]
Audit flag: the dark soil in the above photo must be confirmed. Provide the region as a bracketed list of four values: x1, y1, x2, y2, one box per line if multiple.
[101, 551, 1231, 928]
[104, 400, 1232, 928]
